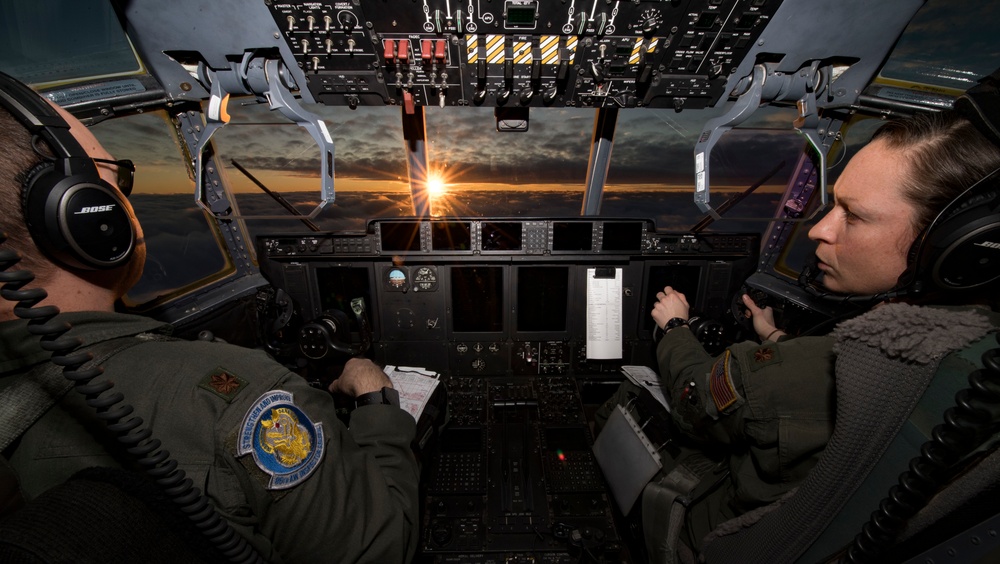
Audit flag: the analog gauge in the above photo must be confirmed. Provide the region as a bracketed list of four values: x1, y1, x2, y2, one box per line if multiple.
[413, 266, 438, 291]
[387, 267, 407, 290]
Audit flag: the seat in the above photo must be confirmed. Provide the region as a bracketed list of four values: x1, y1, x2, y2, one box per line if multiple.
[0, 466, 227, 564]
[697, 303, 1000, 563]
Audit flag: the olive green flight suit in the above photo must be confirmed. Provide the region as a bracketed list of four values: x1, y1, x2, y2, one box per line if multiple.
[594, 327, 837, 559]
[657, 328, 836, 525]
[0, 311, 419, 564]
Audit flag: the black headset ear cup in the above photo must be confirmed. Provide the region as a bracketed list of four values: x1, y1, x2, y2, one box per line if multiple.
[901, 171, 1000, 294]
[20, 158, 136, 271]
[20, 161, 53, 198]
[898, 225, 929, 290]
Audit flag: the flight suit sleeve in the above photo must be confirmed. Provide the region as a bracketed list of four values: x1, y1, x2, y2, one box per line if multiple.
[655, 329, 837, 467]
[655, 327, 751, 445]
[227, 373, 419, 564]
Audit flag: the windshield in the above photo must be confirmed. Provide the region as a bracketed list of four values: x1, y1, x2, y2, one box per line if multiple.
[1, 0, 996, 310]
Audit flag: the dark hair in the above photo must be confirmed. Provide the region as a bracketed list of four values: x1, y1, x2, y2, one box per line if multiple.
[872, 110, 1000, 235]
[0, 105, 53, 277]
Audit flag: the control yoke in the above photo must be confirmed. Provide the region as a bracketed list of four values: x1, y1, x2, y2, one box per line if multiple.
[694, 62, 832, 220]
[194, 52, 336, 217]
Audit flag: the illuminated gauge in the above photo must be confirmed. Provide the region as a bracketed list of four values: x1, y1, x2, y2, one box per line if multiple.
[412, 266, 439, 291]
[387, 267, 407, 289]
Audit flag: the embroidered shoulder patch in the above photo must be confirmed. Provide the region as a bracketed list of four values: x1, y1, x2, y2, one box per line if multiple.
[746, 345, 782, 372]
[237, 390, 325, 490]
[709, 350, 742, 414]
[198, 367, 247, 402]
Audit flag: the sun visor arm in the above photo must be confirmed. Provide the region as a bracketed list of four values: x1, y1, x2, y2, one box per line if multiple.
[694, 62, 833, 220]
[193, 52, 336, 219]
[693, 64, 767, 219]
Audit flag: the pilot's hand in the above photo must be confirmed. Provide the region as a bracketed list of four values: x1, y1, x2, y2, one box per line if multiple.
[741, 294, 783, 342]
[651, 286, 690, 330]
[328, 357, 393, 397]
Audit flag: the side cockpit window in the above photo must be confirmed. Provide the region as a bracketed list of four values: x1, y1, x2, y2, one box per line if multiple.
[90, 111, 233, 308]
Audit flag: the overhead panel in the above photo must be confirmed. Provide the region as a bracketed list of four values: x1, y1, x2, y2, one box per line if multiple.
[262, 0, 783, 110]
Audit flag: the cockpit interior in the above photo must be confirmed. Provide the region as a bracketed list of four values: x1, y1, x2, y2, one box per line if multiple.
[1, 0, 999, 562]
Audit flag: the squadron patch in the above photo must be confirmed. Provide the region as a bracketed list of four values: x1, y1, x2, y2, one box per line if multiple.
[709, 350, 742, 414]
[237, 390, 324, 490]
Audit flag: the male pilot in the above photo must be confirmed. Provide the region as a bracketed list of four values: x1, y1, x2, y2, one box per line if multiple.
[0, 72, 418, 562]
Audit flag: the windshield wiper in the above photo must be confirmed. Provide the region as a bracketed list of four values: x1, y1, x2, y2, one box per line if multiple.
[690, 160, 786, 233]
[230, 159, 321, 232]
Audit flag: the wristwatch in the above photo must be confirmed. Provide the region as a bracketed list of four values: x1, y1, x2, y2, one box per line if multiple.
[355, 386, 401, 409]
[663, 317, 689, 331]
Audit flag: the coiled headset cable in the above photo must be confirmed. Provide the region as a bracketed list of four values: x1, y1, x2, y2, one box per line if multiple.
[0, 234, 263, 564]
[843, 333, 1000, 563]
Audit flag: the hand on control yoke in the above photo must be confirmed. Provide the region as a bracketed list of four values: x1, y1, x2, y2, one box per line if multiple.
[651, 286, 690, 330]
[741, 293, 783, 342]
[328, 357, 393, 398]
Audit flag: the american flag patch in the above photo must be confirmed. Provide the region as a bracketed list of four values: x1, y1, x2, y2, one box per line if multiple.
[709, 350, 739, 413]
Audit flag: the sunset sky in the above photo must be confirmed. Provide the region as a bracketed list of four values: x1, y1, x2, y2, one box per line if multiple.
[80, 0, 996, 211]
[58, 0, 996, 306]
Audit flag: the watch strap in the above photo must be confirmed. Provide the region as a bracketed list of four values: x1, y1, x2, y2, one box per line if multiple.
[664, 317, 689, 330]
[355, 386, 400, 409]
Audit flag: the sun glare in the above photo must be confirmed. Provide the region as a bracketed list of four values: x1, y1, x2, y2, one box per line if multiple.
[427, 173, 447, 197]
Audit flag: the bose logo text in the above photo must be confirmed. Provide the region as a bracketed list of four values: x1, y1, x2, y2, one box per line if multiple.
[974, 241, 1000, 250]
[74, 205, 116, 214]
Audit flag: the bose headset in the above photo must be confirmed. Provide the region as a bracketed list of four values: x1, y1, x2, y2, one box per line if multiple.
[0, 71, 261, 563]
[895, 67, 1000, 297]
[0, 70, 135, 271]
[792, 68, 1000, 306]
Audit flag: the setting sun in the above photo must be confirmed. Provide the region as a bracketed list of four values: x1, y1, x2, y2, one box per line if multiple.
[426, 173, 447, 197]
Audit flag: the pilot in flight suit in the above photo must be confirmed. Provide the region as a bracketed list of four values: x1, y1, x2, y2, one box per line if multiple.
[0, 73, 419, 563]
[595, 326, 836, 555]
[653, 325, 836, 543]
[0, 311, 419, 563]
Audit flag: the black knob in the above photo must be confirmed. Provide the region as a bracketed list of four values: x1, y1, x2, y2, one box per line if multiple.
[431, 525, 452, 546]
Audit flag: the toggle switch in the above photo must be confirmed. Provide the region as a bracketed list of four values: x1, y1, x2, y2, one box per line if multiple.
[397, 39, 410, 63]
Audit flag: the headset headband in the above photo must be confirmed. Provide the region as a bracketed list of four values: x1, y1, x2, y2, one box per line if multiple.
[0, 72, 91, 166]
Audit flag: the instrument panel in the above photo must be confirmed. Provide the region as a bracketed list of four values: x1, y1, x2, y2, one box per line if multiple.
[257, 203, 1000, 559]
[259, 218, 758, 373]
[258, 218, 757, 561]
[261, 0, 782, 110]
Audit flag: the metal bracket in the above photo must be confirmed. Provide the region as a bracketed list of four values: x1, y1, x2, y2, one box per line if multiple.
[694, 64, 767, 219]
[693, 62, 833, 220]
[792, 61, 832, 215]
[193, 53, 336, 218]
[193, 77, 234, 216]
